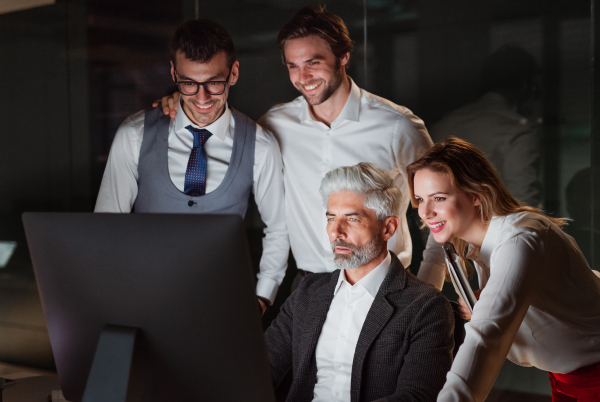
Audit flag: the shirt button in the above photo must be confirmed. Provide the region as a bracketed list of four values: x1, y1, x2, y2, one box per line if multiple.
[336, 364, 341, 369]
[335, 392, 340, 396]
[324, 159, 330, 163]
[347, 305, 353, 309]
[325, 132, 330, 136]
[340, 335, 345, 340]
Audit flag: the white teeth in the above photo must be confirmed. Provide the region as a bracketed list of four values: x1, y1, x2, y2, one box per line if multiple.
[196, 104, 212, 109]
[429, 221, 446, 229]
[304, 82, 321, 90]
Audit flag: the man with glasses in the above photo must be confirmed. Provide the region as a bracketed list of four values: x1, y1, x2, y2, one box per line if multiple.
[95, 19, 288, 314]
[156, 7, 444, 291]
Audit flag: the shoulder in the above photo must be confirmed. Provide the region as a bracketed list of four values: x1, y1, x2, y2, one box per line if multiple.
[387, 253, 451, 310]
[112, 109, 146, 150]
[358, 87, 422, 124]
[488, 212, 553, 260]
[293, 271, 339, 299]
[254, 121, 276, 147]
[436, 93, 532, 131]
[497, 212, 551, 238]
[357, 87, 431, 147]
[230, 109, 279, 156]
[258, 96, 305, 126]
[298, 271, 338, 290]
[403, 274, 454, 331]
[383, 269, 454, 333]
[405, 270, 451, 308]
[120, 109, 146, 133]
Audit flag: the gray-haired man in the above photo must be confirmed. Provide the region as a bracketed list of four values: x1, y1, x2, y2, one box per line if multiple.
[265, 162, 454, 402]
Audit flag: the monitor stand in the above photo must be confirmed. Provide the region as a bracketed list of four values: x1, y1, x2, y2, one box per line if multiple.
[82, 325, 138, 402]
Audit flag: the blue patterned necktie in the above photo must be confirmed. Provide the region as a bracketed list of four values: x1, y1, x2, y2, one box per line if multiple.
[184, 126, 212, 196]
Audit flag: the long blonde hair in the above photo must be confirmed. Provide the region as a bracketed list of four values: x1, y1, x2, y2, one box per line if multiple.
[406, 137, 568, 277]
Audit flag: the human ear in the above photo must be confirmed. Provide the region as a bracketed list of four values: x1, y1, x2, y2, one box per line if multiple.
[229, 60, 240, 86]
[473, 196, 481, 207]
[382, 216, 400, 241]
[170, 61, 176, 82]
[340, 52, 350, 67]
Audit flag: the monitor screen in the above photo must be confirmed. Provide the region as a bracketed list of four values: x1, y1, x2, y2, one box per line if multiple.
[23, 213, 275, 402]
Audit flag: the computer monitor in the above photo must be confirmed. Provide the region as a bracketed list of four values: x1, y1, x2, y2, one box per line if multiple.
[22, 213, 275, 402]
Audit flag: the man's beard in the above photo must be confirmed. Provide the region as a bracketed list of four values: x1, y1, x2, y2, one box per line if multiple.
[331, 231, 384, 270]
[299, 64, 344, 106]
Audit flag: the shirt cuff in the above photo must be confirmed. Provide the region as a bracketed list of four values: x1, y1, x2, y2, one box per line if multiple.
[437, 371, 475, 402]
[256, 276, 279, 304]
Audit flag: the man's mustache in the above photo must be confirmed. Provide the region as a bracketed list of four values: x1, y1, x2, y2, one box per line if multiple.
[331, 239, 357, 252]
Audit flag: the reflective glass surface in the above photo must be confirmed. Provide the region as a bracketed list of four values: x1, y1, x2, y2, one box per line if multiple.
[0, 0, 594, 396]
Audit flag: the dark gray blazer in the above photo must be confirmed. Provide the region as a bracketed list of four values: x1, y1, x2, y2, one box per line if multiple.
[265, 252, 454, 402]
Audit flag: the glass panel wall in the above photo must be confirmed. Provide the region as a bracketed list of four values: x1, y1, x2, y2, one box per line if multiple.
[0, 0, 593, 397]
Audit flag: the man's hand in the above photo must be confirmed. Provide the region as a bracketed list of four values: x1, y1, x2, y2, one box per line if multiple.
[457, 289, 482, 321]
[151, 92, 181, 119]
[258, 298, 267, 316]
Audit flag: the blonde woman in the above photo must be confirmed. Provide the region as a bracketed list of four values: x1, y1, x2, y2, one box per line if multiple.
[408, 137, 600, 402]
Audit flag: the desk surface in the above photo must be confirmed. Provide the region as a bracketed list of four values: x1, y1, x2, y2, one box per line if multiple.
[3, 376, 62, 402]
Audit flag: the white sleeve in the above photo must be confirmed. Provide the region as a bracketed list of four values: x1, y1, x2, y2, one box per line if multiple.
[392, 113, 434, 266]
[391, 114, 447, 288]
[252, 126, 289, 303]
[94, 114, 143, 213]
[438, 232, 543, 402]
[417, 232, 446, 290]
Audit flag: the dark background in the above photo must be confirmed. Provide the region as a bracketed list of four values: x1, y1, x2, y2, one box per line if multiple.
[0, 0, 596, 396]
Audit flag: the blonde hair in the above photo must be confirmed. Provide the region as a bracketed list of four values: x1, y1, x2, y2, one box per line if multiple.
[406, 137, 567, 278]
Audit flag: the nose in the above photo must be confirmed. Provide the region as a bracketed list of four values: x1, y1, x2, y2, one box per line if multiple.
[419, 200, 436, 221]
[299, 66, 312, 83]
[328, 219, 346, 242]
[194, 85, 212, 103]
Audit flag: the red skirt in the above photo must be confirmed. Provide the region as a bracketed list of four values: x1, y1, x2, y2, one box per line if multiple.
[548, 362, 600, 402]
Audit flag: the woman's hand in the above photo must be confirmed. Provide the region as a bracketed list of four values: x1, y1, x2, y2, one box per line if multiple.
[457, 289, 482, 321]
[152, 92, 181, 119]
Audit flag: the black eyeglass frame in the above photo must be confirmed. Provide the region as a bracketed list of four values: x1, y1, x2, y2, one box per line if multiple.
[173, 69, 232, 96]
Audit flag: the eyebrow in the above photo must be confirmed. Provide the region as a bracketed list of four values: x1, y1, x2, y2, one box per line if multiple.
[326, 212, 361, 217]
[286, 55, 326, 66]
[414, 191, 450, 198]
[305, 55, 326, 62]
[177, 73, 225, 82]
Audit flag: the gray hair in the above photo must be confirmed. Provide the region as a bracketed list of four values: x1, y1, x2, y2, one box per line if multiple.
[319, 162, 402, 220]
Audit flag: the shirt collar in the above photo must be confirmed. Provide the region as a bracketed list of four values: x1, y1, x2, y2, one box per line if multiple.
[174, 101, 231, 141]
[333, 251, 392, 297]
[297, 77, 361, 124]
[471, 216, 504, 267]
[336, 78, 361, 122]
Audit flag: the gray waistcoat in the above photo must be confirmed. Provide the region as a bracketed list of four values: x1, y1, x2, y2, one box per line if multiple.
[133, 106, 256, 217]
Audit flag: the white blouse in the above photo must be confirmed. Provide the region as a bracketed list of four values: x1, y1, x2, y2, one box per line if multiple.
[437, 212, 600, 402]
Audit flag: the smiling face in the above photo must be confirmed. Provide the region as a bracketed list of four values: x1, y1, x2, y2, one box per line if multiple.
[326, 191, 387, 270]
[283, 35, 349, 106]
[171, 50, 239, 127]
[413, 169, 483, 245]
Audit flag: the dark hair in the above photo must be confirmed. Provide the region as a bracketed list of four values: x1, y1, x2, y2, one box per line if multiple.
[277, 5, 354, 69]
[406, 137, 567, 278]
[170, 19, 236, 68]
[480, 44, 540, 96]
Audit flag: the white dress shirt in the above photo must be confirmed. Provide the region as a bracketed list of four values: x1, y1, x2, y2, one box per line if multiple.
[313, 252, 392, 402]
[437, 212, 600, 402]
[431, 92, 542, 207]
[259, 79, 433, 273]
[95, 104, 289, 303]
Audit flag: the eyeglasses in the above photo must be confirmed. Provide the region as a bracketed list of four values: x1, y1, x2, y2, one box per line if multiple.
[173, 69, 231, 96]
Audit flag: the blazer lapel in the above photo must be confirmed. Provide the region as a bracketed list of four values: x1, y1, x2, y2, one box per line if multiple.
[350, 254, 407, 401]
[296, 271, 339, 376]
